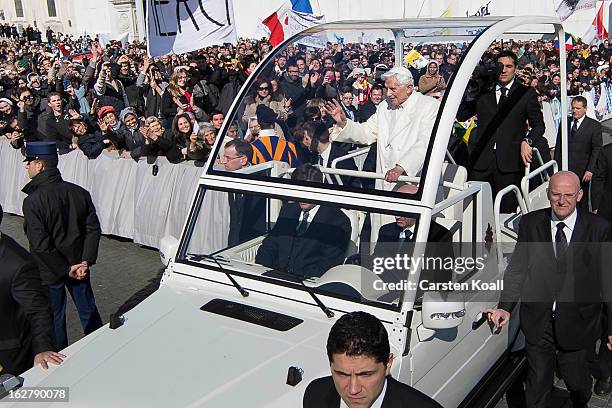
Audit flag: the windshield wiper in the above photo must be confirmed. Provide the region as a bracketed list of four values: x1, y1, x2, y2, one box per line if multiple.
[197, 254, 249, 297]
[300, 280, 334, 318]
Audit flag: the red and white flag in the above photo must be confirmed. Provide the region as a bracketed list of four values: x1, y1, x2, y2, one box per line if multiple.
[259, 0, 325, 47]
[582, 2, 608, 44]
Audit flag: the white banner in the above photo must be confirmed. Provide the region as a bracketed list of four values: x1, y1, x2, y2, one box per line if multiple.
[147, 0, 237, 57]
[555, 0, 596, 21]
[98, 32, 131, 49]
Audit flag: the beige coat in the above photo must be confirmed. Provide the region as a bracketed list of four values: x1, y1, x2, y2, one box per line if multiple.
[241, 95, 290, 129]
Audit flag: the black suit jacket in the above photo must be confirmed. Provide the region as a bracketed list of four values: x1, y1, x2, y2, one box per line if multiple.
[592, 144, 612, 220]
[323, 143, 360, 188]
[357, 100, 378, 123]
[0, 234, 54, 373]
[373, 221, 454, 284]
[255, 202, 351, 278]
[227, 192, 266, 247]
[457, 81, 545, 173]
[303, 376, 443, 408]
[499, 209, 612, 350]
[554, 116, 602, 179]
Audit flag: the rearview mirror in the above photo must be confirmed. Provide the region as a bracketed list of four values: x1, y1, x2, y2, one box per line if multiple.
[422, 292, 465, 330]
[159, 235, 179, 266]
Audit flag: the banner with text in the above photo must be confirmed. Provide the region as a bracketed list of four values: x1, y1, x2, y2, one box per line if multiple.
[147, 0, 237, 57]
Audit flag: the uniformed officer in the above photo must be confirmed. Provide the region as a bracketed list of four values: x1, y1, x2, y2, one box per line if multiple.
[22, 141, 103, 351]
[250, 105, 300, 167]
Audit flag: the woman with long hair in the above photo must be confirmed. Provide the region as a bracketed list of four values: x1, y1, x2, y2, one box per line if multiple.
[160, 68, 205, 127]
[171, 113, 194, 158]
[241, 77, 291, 128]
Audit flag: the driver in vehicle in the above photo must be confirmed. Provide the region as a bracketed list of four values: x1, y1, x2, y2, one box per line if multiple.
[255, 164, 351, 278]
[371, 184, 454, 285]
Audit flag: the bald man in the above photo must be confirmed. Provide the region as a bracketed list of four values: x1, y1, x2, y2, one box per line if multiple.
[486, 171, 612, 408]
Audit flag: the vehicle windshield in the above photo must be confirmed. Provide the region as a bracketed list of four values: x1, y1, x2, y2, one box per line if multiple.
[207, 24, 490, 198]
[177, 184, 484, 310]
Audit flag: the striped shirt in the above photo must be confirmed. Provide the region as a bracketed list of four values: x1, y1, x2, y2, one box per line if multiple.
[251, 131, 300, 167]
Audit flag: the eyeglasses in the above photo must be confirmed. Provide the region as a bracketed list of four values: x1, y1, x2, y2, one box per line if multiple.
[258, 86, 269, 90]
[549, 191, 580, 200]
[221, 155, 243, 162]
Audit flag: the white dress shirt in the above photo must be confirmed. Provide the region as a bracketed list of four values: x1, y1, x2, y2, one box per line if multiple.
[319, 144, 332, 168]
[571, 114, 586, 131]
[550, 209, 577, 255]
[340, 378, 387, 408]
[399, 226, 416, 241]
[495, 78, 515, 103]
[550, 208, 577, 311]
[297, 205, 320, 233]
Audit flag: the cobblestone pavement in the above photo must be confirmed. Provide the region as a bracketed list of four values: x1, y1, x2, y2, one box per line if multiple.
[0, 212, 164, 346]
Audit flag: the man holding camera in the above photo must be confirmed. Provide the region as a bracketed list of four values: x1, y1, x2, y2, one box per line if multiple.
[457, 50, 546, 213]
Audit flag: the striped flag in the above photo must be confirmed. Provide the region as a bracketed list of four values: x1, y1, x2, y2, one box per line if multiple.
[260, 0, 324, 47]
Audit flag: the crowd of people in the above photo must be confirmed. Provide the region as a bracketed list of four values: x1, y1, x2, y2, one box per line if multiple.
[5, 20, 612, 407]
[0, 23, 610, 172]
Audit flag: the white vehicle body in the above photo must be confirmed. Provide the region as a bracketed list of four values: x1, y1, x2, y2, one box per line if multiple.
[7, 16, 567, 408]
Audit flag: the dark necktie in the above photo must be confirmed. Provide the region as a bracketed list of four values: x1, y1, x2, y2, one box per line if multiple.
[398, 229, 413, 252]
[555, 222, 568, 258]
[498, 86, 507, 106]
[318, 154, 323, 166]
[296, 210, 310, 236]
[570, 119, 578, 140]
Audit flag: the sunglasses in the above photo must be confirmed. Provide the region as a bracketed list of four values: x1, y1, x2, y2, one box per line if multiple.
[258, 86, 269, 90]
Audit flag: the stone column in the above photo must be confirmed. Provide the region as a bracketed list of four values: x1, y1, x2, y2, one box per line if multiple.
[109, 0, 137, 41]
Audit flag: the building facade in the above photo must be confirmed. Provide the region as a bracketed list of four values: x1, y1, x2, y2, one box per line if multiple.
[0, 0, 145, 40]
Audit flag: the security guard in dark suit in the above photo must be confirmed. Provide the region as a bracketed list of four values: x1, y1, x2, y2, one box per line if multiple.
[486, 172, 612, 407]
[22, 141, 103, 351]
[457, 50, 546, 213]
[0, 204, 64, 375]
[303, 312, 442, 407]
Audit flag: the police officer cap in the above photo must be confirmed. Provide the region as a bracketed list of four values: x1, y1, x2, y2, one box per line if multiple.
[256, 104, 277, 127]
[24, 141, 58, 162]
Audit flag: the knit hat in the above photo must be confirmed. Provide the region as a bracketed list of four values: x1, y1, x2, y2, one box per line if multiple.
[26, 72, 39, 83]
[348, 67, 366, 79]
[119, 107, 137, 123]
[16, 59, 29, 70]
[0, 97, 14, 107]
[97, 105, 116, 120]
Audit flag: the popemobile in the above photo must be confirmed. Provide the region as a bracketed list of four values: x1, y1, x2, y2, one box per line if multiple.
[2, 16, 568, 408]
